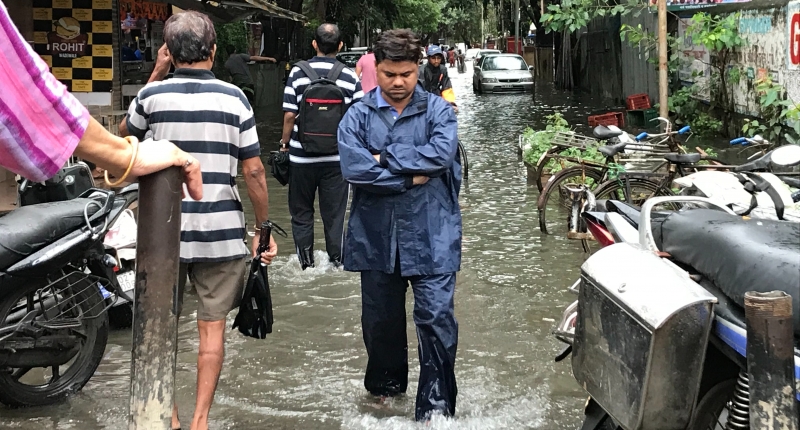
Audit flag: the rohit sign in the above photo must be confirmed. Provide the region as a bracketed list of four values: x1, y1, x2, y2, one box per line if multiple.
[790, 1, 800, 70]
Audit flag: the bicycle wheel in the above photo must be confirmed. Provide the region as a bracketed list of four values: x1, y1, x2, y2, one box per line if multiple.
[458, 140, 469, 179]
[534, 146, 579, 193]
[593, 176, 674, 207]
[537, 166, 603, 235]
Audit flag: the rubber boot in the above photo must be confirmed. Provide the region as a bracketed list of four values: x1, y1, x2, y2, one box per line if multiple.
[299, 246, 315, 270]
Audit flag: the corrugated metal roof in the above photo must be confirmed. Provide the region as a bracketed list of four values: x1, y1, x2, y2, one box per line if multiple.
[242, 0, 307, 22]
[168, 0, 307, 23]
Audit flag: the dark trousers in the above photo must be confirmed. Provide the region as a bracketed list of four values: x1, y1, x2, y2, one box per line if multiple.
[288, 164, 349, 264]
[361, 269, 458, 421]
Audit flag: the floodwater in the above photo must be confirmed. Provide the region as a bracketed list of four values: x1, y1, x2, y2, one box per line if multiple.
[2, 68, 632, 429]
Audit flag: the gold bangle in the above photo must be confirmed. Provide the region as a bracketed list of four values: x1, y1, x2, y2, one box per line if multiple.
[105, 136, 139, 187]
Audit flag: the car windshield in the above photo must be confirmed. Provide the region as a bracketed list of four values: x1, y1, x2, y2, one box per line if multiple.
[482, 56, 527, 71]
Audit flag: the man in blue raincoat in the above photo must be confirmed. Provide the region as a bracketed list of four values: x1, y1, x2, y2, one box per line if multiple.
[337, 29, 462, 421]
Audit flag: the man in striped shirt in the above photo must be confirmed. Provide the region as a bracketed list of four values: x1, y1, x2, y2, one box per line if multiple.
[281, 23, 363, 270]
[120, 11, 274, 430]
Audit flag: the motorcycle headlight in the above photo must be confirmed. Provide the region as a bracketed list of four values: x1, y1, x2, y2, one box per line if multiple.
[482, 77, 497, 83]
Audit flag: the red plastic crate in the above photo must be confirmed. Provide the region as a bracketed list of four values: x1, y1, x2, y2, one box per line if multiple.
[626, 93, 651, 110]
[588, 112, 625, 128]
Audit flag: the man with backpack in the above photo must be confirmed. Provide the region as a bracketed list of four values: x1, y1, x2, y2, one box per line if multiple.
[281, 23, 363, 269]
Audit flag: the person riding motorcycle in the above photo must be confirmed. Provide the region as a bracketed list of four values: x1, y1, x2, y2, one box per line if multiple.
[419, 45, 458, 113]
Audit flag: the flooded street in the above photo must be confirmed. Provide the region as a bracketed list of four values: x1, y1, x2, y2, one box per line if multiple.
[2, 68, 616, 429]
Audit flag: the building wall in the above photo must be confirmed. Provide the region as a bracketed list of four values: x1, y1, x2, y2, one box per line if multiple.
[6, 1, 33, 42]
[678, 2, 800, 117]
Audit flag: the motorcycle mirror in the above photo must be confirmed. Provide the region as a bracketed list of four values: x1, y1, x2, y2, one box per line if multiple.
[770, 144, 800, 167]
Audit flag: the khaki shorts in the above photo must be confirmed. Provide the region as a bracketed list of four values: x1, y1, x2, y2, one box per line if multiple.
[179, 257, 248, 321]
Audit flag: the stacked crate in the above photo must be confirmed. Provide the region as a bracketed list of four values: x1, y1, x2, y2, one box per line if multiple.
[626, 94, 658, 127]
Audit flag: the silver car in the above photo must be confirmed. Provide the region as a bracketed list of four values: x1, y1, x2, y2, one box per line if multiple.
[473, 54, 534, 94]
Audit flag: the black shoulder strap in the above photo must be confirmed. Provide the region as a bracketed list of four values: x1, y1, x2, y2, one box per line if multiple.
[327, 61, 346, 82]
[296, 61, 319, 81]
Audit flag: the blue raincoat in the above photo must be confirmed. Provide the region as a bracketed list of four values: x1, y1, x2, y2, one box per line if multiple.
[337, 85, 462, 276]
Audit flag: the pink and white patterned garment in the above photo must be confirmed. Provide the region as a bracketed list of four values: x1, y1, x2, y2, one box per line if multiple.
[0, 1, 90, 181]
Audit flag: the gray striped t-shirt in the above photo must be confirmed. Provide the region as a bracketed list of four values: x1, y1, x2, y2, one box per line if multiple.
[125, 68, 260, 263]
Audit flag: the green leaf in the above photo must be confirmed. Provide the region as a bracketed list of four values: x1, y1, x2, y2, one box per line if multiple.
[764, 90, 778, 107]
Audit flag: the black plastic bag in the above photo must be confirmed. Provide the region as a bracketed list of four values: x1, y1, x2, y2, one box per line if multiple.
[268, 150, 290, 186]
[232, 221, 286, 339]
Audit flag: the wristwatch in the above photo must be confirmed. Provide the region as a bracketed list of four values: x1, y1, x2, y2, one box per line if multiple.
[279, 139, 288, 149]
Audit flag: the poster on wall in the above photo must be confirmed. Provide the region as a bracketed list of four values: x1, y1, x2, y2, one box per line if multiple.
[33, 0, 113, 93]
[790, 1, 800, 71]
[649, 0, 753, 12]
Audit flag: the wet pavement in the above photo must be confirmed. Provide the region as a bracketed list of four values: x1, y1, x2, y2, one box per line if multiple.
[2, 68, 637, 429]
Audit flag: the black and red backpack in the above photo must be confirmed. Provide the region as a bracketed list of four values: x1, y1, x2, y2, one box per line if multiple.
[295, 61, 348, 155]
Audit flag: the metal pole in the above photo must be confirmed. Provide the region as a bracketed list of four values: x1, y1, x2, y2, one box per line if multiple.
[745, 291, 798, 430]
[480, 4, 484, 49]
[657, 0, 669, 123]
[129, 167, 183, 430]
[515, 0, 520, 55]
[500, 0, 504, 50]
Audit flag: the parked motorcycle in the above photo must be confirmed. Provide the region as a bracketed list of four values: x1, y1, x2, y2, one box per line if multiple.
[0, 186, 137, 407]
[17, 161, 138, 328]
[553, 143, 800, 429]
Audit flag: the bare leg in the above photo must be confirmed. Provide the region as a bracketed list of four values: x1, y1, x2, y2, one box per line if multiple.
[172, 404, 180, 429]
[191, 319, 226, 430]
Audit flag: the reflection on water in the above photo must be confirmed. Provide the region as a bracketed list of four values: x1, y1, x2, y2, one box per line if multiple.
[1, 69, 614, 429]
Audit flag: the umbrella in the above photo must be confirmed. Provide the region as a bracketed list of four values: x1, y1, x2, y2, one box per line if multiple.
[232, 221, 287, 339]
[269, 150, 290, 186]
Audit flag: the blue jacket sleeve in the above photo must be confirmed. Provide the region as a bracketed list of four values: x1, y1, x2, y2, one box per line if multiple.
[380, 98, 458, 176]
[338, 108, 412, 195]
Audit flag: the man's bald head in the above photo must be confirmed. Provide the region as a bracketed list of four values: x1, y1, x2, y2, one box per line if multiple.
[313, 23, 342, 56]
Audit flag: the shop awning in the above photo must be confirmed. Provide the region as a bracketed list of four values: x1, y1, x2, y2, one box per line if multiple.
[167, 0, 307, 23]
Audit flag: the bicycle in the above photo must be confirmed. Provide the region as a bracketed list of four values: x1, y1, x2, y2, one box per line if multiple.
[531, 118, 682, 192]
[536, 122, 692, 235]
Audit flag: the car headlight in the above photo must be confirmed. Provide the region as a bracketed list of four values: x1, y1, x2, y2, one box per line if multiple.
[521, 77, 533, 82]
[482, 77, 497, 83]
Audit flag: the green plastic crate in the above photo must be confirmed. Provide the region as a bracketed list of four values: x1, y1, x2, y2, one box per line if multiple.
[627, 108, 658, 128]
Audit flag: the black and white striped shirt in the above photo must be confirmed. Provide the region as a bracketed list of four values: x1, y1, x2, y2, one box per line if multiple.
[283, 56, 363, 166]
[126, 68, 260, 264]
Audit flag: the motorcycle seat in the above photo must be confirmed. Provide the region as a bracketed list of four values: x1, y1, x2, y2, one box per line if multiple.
[0, 199, 99, 271]
[664, 153, 701, 164]
[652, 209, 800, 335]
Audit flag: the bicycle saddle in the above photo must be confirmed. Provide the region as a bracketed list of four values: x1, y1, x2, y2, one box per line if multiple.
[663, 153, 701, 164]
[592, 125, 624, 141]
[598, 142, 628, 158]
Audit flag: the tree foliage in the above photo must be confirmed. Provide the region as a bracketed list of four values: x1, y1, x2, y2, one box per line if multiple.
[540, 0, 648, 33]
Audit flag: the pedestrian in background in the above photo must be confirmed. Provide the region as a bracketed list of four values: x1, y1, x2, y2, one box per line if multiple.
[120, 11, 276, 430]
[355, 47, 378, 93]
[337, 29, 461, 422]
[281, 23, 363, 269]
[224, 45, 277, 104]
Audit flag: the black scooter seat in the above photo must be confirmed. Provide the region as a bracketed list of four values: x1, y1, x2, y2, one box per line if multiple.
[652, 209, 800, 335]
[0, 199, 99, 271]
[664, 153, 701, 164]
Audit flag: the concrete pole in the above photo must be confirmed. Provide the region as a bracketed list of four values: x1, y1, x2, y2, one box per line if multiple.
[500, 0, 504, 49]
[515, 0, 520, 55]
[481, 3, 484, 49]
[657, 0, 668, 124]
[129, 167, 183, 430]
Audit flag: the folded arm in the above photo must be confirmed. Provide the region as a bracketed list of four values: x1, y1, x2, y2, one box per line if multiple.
[338, 111, 412, 195]
[379, 101, 458, 176]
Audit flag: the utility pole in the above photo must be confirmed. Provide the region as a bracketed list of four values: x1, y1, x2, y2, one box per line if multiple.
[514, 0, 520, 55]
[129, 167, 182, 429]
[657, 0, 668, 122]
[481, 3, 484, 49]
[500, 0, 504, 50]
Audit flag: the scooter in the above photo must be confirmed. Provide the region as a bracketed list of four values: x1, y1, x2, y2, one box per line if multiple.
[17, 161, 138, 328]
[0, 186, 137, 407]
[553, 144, 800, 429]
